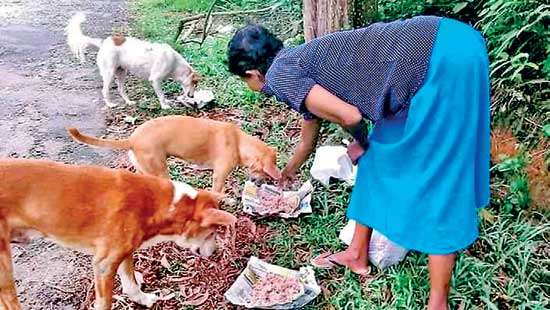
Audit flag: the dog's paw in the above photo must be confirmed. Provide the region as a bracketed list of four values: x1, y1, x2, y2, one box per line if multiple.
[131, 292, 158, 308]
[160, 103, 171, 110]
[126, 100, 136, 106]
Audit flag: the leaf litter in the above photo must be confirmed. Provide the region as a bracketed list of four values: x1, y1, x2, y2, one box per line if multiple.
[84, 216, 274, 309]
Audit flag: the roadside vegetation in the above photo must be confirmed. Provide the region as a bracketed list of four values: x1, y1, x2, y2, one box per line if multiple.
[101, 0, 549, 308]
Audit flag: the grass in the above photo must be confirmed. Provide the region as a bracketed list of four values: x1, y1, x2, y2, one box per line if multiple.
[125, 0, 550, 308]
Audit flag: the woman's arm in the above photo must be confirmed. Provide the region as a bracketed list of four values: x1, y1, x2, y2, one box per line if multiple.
[304, 85, 368, 164]
[282, 84, 367, 184]
[281, 118, 321, 184]
[304, 85, 363, 128]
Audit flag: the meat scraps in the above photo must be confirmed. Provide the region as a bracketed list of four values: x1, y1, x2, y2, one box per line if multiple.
[256, 187, 298, 215]
[249, 273, 303, 307]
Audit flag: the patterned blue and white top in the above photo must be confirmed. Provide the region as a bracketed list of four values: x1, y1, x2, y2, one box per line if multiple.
[261, 16, 442, 121]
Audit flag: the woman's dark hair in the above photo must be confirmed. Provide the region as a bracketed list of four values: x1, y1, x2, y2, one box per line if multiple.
[227, 24, 283, 77]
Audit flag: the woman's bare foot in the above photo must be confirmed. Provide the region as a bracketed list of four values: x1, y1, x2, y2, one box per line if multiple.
[330, 250, 370, 275]
[312, 250, 370, 275]
[311, 222, 372, 275]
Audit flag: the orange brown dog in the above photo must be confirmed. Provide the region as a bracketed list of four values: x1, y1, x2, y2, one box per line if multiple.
[0, 159, 236, 310]
[67, 115, 282, 193]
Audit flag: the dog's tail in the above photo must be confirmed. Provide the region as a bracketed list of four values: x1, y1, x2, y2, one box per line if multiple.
[66, 12, 103, 63]
[67, 127, 131, 150]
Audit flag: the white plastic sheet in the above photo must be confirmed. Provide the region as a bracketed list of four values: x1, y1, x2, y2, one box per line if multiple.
[339, 220, 408, 269]
[310, 146, 357, 186]
[176, 89, 215, 109]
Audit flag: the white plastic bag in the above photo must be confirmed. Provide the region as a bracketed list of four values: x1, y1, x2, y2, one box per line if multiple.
[176, 89, 215, 109]
[339, 220, 408, 269]
[310, 146, 357, 186]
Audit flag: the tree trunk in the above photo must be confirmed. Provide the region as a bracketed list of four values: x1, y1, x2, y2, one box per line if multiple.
[303, 0, 349, 42]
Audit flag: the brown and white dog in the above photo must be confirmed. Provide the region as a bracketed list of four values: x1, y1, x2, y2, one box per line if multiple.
[0, 159, 236, 310]
[67, 115, 282, 193]
[66, 12, 201, 109]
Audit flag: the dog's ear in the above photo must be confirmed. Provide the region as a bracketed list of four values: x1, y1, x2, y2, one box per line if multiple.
[192, 73, 202, 83]
[200, 209, 237, 227]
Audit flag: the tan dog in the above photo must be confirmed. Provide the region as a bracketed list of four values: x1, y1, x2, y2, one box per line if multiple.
[0, 159, 236, 310]
[67, 115, 282, 193]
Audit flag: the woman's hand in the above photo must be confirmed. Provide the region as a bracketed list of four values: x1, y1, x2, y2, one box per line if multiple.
[347, 140, 365, 165]
[278, 118, 321, 188]
[279, 167, 297, 188]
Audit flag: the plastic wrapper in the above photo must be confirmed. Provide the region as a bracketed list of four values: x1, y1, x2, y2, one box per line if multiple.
[241, 180, 314, 218]
[176, 89, 215, 109]
[310, 146, 357, 186]
[224, 256, 321, 309]
[339, 220, 408, 269]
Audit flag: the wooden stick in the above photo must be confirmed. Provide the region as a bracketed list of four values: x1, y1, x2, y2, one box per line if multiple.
[180, 20, 198, 42]
[181, 3, 281, 23]
[174, 3, 282, 42]
[198, 0, 218, 47]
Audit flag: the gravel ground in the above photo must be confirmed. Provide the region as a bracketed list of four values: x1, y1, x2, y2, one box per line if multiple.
[0, 0, 128, 308]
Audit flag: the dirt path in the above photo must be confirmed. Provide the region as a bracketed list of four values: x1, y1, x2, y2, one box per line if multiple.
[0, 0, 128, 308]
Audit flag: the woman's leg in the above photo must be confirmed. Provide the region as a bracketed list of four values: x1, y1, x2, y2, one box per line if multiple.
[427, 253, 456, 310]
[330, 222, 372, 274]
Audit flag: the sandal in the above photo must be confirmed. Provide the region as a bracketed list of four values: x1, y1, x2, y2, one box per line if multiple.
[311, 252, 371, 275]
[311, 252, 339, 269]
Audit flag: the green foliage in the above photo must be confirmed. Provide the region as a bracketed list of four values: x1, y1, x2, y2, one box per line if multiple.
[172, 0, 213, 12]
[372, 0, 482, 23]
[493, 154, 532, 214]
[477, 0, 549, 142]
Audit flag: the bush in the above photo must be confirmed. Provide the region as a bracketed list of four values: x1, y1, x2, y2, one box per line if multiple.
[476, 0, 549, 143]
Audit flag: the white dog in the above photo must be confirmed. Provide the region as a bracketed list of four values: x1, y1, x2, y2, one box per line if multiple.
[66, 12, 200, 109]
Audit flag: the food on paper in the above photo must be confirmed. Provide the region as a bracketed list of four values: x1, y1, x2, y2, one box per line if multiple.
[224, 256, 320, 309]
[256, 187, 297, 214]
[241, 181, 314, 218]
[249, 273, 304, 307]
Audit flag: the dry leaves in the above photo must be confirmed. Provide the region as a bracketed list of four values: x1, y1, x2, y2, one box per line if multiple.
[490, 127, 519, 163]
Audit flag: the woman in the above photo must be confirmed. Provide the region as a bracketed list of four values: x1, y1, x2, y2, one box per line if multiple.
[227, 16, 489, 309]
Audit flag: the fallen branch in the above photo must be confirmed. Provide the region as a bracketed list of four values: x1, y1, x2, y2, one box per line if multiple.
[45, 282, 76, 294]
[174, 3, 282, 42]
[177, 0, 217, 45]
[180, 20, 198, 42]
[181, 3, 281, 23]
[199, 0, 217, 47]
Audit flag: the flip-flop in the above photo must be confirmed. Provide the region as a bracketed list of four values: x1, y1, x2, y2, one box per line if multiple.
[311, 252, 338, 269]
[311, 252, 371, 275]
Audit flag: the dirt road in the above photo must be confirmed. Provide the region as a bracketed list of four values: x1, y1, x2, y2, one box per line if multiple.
[0, 0, 128, 308]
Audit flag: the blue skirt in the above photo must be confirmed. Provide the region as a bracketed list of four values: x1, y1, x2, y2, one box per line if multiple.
[347, 18, 490, 254]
